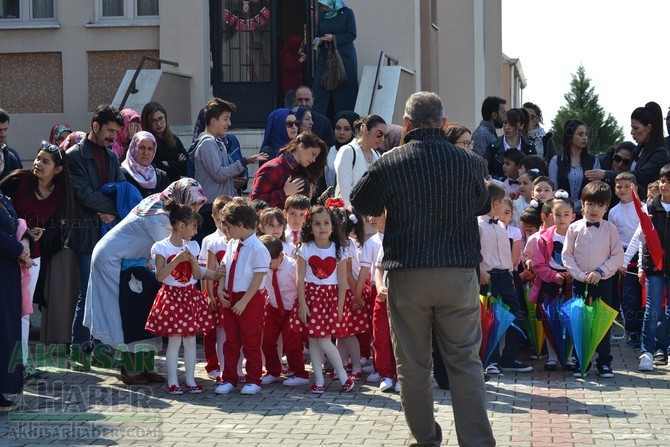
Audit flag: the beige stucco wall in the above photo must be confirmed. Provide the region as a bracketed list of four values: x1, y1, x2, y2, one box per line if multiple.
[0, 0, 158, 160]
[156, 0, 209, 127]
[438, 0, 502, 132]
[346, 0, 421, 93]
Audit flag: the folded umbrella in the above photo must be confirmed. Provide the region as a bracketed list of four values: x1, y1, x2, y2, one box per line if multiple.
[523, 284, 546, 358]
[560, 286, 618, 378]
[541, 294, 573, 368]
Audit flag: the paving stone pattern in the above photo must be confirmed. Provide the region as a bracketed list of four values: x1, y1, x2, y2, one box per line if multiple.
[1, 332, 669, 446]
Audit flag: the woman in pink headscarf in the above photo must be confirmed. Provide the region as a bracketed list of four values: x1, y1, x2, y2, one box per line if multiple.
[84, 178, 209, 385]
[121, 131, 169, 197]
[112, 109, 142, 160]
[48, 123, 72, 146]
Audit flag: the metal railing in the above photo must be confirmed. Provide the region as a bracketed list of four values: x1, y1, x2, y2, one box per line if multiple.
[119, 56, 179, 110]
[368, 51, 413, 114]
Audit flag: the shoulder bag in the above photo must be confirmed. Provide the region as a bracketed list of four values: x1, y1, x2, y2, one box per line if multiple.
[321, 36, 348, 91]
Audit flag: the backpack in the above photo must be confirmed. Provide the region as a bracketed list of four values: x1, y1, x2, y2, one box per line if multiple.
[186, 133, 215, 178]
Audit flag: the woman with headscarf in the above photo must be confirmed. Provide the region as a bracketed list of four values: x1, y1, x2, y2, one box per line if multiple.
[260, 108, 301, 162]
[83, 178, 209, 385]
[112, 109, 142, 160]
[324, 110, 359, 188]
[280, 35, 307, 107]
[312, 0, 358, 120]
[48, 123, 72, 146]
[121, 131, 169, 197]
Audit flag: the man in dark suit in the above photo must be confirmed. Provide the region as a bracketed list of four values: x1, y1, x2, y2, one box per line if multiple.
[294, 86, 335, 147]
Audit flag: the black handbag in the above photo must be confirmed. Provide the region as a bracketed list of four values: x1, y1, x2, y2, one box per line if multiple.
[321, 36, 347, 91]
[119, 263, 162, 344]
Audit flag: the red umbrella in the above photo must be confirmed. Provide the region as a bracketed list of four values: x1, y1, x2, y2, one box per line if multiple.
[479, 295, 494, 362]
[632, 189, 664, 271]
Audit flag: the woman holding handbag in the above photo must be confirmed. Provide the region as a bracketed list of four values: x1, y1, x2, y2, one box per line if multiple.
[312, 0, 358, 121]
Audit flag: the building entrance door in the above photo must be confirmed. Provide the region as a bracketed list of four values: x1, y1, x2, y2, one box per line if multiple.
[210, 0, 317, 128]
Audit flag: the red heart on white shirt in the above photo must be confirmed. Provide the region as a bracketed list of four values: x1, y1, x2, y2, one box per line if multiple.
[167, 254, 192, 284]
[308, 255, 337, 279]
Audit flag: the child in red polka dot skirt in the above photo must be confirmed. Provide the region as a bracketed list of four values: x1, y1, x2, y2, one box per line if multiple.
[145, 201, 216, 395]
[288, 205, 355, 393]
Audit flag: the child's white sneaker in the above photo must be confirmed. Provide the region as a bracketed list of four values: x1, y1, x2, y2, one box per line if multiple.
[260, 374, 280, 385]
[215, 382, 235, 395]
[366, 372, 381, 382]
[240, 384, 261, 395]
[394, 381, 401, 393]
[639, 352, 654, 371]
[379, 377, 394, 392]
[283, 375, 310, 386]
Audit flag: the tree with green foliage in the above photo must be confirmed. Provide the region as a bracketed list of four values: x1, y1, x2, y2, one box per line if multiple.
[550, 65, 624, 154]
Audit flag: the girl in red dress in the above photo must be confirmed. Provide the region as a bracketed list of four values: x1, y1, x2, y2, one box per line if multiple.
[288, 205, 355, 393]
[146, 201, 214, 394]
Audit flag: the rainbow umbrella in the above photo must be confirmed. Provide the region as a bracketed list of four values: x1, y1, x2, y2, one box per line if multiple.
[480, 294, 515, 366]
[560, 290, 618, 378]
[541, 295, 573, 368]
[523, 284, 546, 358]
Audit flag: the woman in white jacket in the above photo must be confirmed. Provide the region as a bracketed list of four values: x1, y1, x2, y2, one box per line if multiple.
[334, 114, 386, 206]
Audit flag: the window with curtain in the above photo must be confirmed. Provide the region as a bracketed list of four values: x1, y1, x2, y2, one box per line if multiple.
[102, 0, 123, 17]
[137, 0, 157, 16]
[0, 0, 20, 19]
[32, 0, 54, 19]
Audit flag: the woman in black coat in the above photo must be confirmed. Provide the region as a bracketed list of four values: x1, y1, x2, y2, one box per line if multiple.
[0, 193, 32, 407]
[585, 102, 670, 201]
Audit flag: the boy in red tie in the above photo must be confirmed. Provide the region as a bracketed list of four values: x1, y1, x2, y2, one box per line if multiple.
[215, 199, 271, 395]
[259, 235, 309, 386]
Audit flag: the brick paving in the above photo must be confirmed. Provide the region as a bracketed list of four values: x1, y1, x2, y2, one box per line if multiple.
[2, 326, 670, 446]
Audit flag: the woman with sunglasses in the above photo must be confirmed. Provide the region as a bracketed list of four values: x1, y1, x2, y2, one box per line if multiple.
[251, 132, 328, 208]
[141, 102, 188, 182]
[259, 108, 302, 164]
[334, 114, 386, 206]
[0, 141, 75, 351]
[586, 102, 670, 201]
